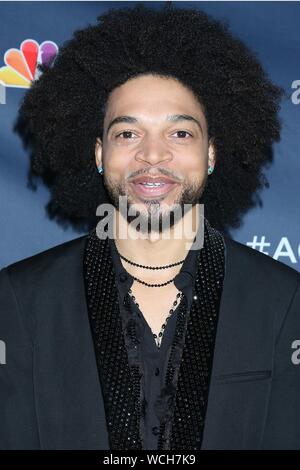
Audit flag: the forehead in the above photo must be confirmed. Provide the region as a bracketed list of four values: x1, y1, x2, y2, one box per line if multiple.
[104, 74, 207, 130]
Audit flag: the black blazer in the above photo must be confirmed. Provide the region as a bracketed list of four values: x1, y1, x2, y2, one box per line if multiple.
[0, 234, 300, 449]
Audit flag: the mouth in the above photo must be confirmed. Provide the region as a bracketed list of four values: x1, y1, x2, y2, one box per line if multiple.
[129, 176, 180, 198]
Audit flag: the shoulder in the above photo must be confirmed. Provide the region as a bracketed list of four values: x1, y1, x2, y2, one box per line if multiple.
[224, 235, 300, 286]
[1, 234, 88, 286]
[223, 236, 300, 339]
[0, 235, 89, 341]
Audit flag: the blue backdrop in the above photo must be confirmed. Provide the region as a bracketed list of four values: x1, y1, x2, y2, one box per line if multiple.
[0, 1, 299, 270]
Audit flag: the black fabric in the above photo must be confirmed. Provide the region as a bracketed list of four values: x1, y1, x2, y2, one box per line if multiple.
[108, 236, 199, 449]
[83, 217, 226, 450]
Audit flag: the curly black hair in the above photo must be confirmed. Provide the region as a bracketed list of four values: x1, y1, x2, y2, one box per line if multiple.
[14, 2, 285, 235]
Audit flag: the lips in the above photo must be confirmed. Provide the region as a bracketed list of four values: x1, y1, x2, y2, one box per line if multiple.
[130, 175, 178, 185]
[129, 175, 179, 198]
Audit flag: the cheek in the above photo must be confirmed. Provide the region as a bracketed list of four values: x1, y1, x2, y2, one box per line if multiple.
[176, 151, 207, 179]
[104, 148, 131, 177]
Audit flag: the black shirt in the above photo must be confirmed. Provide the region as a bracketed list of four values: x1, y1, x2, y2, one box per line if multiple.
[108, 238, 199, 449]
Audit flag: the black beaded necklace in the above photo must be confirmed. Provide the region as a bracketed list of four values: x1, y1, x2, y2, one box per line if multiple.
[115, 245, 185, 288]
[119, 252, 185, 270]
[128, 288, 183, 348]
[116, 244, 186, 345]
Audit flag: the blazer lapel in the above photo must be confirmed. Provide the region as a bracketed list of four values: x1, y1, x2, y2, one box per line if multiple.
[84, 230, 144, 450]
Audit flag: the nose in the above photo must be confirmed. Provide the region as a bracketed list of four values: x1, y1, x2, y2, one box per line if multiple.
[134, 135, 173, 167]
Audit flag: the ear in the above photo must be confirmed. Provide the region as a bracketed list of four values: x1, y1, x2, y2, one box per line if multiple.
[208, 138, 216, 169]
[95, 137, 103, 167]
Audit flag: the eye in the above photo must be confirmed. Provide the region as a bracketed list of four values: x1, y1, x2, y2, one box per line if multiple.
[115, 130, 138, 140]
[172, 130, 193, 139]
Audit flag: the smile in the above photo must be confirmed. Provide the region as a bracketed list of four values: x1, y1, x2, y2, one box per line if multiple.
[130, 181, 179, 198]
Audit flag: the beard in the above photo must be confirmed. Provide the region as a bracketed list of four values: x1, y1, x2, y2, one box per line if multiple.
[103, 172, 207, 234]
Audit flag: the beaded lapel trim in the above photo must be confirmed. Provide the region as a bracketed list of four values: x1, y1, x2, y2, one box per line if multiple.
[83, 218, 225, 450]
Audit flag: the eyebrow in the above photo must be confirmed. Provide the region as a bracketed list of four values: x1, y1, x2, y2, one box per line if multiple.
[106, 114, 203, 135]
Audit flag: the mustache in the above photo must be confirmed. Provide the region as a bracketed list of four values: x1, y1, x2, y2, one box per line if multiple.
[127, 168, 183, 184]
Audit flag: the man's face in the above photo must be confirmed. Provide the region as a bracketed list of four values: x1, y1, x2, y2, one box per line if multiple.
[95, 74, 215, 233]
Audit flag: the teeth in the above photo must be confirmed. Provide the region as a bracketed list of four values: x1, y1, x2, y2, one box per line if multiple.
[141, 182, 165, 187]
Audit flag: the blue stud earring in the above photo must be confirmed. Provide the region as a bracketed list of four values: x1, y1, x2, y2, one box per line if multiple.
[97, 165, 104, 175]
[208, 166, 214, 175]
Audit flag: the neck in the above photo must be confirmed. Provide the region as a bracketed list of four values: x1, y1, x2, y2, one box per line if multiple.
[113, 204, 201, 266]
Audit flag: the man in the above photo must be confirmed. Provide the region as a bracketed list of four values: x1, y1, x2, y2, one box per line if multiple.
[1, 3, 300, 450]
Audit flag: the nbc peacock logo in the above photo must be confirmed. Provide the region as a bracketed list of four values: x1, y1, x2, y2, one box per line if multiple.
[0, 39, 58, 90]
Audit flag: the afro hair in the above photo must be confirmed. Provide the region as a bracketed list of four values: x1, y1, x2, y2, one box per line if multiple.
[14, 2, 285, 235]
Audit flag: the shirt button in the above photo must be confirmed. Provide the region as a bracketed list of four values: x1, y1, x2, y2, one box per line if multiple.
[155, 368, 160, 376]
[152, 426, 159, 436]
[119, 273, 128, 282]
